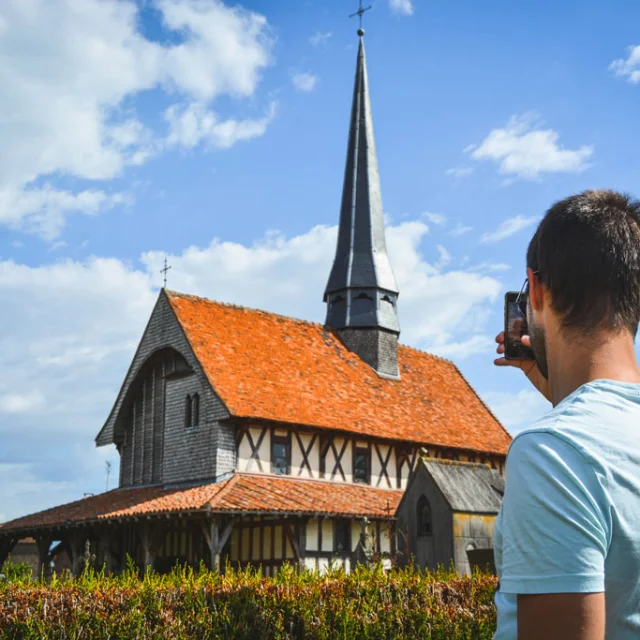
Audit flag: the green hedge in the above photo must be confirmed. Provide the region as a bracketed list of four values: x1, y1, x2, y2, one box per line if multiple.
[0, 563, 497, 639]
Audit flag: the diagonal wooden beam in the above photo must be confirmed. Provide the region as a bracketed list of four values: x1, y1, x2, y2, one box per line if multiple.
[375, 443, 394, 487]
[331, 438, 349, 481]
[295, 432, 317, 477]
[0, 537, 17, 571]
[246, 427, 267, 473]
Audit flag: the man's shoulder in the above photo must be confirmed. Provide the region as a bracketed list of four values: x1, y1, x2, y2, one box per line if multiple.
[513, 381, 640, 467]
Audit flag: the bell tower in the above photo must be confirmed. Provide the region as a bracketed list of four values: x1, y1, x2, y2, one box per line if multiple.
[324, 28, 400, 378]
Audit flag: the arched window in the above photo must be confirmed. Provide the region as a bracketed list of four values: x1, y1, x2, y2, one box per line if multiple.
[185, 393, 200, 428]
[191, 393, 200, 427]
[185, 394, 192, 428]
[417, 495, 432, 537]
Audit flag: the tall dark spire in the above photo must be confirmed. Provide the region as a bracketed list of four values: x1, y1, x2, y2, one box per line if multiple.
[324, 31, 400, 378]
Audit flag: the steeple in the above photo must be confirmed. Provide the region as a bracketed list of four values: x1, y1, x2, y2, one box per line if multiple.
[324, 30, 400, 378]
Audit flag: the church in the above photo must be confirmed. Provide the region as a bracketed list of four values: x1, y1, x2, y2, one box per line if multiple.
[0, 30, 511, 578]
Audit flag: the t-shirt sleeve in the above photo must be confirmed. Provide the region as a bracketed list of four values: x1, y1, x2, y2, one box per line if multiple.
[498, 431, 611, 594]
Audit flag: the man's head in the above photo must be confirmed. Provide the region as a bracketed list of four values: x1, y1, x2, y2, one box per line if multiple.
[526, 189, 640, 378]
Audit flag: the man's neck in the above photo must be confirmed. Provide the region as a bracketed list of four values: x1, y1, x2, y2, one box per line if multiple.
[548, 330, 640, 406]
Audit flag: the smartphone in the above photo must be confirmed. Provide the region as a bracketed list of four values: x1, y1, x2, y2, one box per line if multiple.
[504, 292, 535, 360]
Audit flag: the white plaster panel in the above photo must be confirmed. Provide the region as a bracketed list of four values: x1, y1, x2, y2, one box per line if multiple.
[274, 525, 283, 559]
[229, 530, 239, 562]
[380, 527, 391, 554]
[321, 519, 333, 552]
[252, 528, 260, 560]
[318, 557, 329, 574]
[351, 523, 362, 552]
[306, 519, 319, 552]
[241, 528, 250, 562]
[263, 526, 272, 559]
[304, 557, 317, 571]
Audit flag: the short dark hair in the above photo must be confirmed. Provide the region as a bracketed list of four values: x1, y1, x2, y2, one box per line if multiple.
[527, 189, 640, 336]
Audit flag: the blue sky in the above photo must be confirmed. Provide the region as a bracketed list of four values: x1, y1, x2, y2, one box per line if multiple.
[2, 0, 640, 522]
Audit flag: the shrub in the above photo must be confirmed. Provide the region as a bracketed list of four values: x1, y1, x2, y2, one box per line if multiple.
[0, 563, 497, 639]
[0, 558, 33, 583]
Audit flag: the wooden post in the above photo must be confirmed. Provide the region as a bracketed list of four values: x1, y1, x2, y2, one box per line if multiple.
[138, 521, 164, 572]
[98, 528, 116, 575]
[35, 536, 52, 580]
[66, 531, 86, 577]
[287, 520, 307, 570]
[0, 537, 17, 572]
[200, 516, 238, 572]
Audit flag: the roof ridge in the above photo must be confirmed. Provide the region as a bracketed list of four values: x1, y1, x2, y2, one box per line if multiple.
[396, 342, 453, 365]
[421, 456, 494, 470]
[167, 290, 328, 330]
[204, 473, 241, 508]
[167, 290, 450, 364]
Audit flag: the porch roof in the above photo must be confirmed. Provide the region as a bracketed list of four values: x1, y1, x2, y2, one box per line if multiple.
[0, 474, 403, 537]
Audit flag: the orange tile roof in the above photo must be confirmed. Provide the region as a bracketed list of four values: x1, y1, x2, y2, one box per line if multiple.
[0, 474, 402, 535]
[167, 291, 511, 455]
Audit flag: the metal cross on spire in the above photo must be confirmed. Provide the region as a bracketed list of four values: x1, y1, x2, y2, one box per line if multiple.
[349, 0, 372, 33]
[161, 257, 172, 289]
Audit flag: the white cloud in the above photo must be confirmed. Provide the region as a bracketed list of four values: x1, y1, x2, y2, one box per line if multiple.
[292, 72, 319, 92]
[434, 244, 452, 270]
[0, 186, 129, 240]
[165, 101, 277, 150]
[482, 389, 551, 434]
[609, 45, 640, 84]
[446, 166, 474, 179]
[0, 392, 45, 414]
[430, 335, 495, 360]
[424, 212, 447, 226]
[0, 218, 502, 520]
[480, 215, 539, 244]
[310, 32, 332, 47]
[389, 0, 414, 16]
[468, 262, 511, 273]
[0, 0, 273, 238]
[448, 223, 473, 237]
[468, 113, 593, 180]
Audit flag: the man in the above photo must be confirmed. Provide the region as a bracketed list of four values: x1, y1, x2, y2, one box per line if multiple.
[493, 189, 640, 640]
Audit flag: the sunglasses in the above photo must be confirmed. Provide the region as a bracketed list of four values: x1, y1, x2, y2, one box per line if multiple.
[514, 271, 539, 305]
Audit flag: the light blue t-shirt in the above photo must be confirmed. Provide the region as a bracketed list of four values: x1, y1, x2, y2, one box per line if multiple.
[494, 380, 640, 639]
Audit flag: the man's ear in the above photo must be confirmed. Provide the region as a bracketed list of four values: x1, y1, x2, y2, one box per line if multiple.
[527, 267, 544, 312]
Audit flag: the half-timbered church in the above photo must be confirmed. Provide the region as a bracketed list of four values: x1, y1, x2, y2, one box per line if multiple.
[0, 30, 511, 578]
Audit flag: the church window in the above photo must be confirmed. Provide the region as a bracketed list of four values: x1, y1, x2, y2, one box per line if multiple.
[185, 393, 200, 428]
[353, 446, 370, 484]
[334, 519, 350, 553]
[185, 394, 192, 428]
[191, 393, 200, 427]
[417, 495, 432, 537]
[271, 434, 290, 475]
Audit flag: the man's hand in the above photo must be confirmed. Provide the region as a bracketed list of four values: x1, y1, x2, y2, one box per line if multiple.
[494, 332, 551, 402]
[518, 592, 605, 640]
